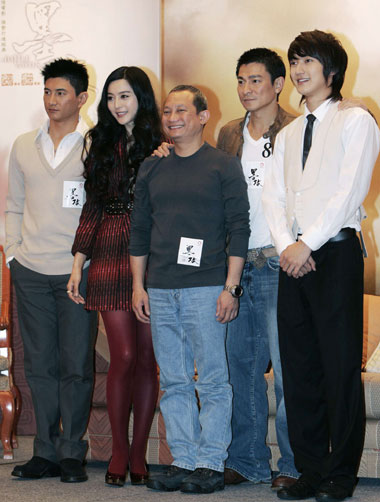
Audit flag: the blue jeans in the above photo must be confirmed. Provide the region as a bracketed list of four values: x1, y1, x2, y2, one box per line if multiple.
[226, 256, 299, 481]
[148, 286, 232, 472]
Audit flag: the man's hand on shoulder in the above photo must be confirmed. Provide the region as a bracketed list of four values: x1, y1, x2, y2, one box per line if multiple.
[280, 240, 315, 278]
[339, 98, 368, 113]
[216, 290, 239, 324]
[152, 142, 173, 158]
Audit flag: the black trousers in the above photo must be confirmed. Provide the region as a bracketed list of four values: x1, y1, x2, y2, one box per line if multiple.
[278, 236, 364, 490]
[10, 260, 98, 462]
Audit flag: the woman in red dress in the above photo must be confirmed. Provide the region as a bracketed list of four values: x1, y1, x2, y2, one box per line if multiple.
[67, 67, 162, 487]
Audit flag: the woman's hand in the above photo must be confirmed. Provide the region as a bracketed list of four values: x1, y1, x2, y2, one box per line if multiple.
[66, 252, 87, 304]
[152, 142, 173, 158]
[66, 269, 85, 304]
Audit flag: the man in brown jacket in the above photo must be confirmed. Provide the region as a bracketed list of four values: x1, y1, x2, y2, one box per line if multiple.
[217, 48, 298, 490]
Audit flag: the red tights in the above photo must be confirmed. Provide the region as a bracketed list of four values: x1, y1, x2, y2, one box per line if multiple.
[101, 310, 158, 475]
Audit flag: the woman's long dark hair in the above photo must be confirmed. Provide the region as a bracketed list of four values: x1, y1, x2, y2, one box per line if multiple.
[83, 66, 162, 203]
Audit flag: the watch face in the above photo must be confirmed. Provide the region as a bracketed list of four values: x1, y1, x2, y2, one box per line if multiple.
[232, 285, 243, 298]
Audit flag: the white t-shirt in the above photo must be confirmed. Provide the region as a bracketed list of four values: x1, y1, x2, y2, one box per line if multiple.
[241, 116, 273, 249]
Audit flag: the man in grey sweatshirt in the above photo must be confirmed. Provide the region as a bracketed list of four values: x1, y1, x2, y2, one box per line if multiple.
[130, 85, 250, 494]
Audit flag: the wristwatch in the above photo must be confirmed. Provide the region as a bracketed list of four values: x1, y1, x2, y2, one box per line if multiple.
[224, 284, 244, 298]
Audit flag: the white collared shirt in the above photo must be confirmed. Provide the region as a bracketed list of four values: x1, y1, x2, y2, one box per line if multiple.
[296, 99, 333, 233]
[262, 99, 380, 254]
[301, 98, 332, 151]
[35, 118, 87, 169]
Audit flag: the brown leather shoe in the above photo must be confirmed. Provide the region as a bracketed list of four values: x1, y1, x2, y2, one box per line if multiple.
[272, 475, 298, 490]
[224, 468, 248, 485]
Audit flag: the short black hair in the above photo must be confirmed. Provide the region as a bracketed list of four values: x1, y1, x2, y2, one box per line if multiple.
[288, 30, 347, 102]
[168, 85, 208, 113]
[236, 48, 286, 83]
[41, 58, 89, 95]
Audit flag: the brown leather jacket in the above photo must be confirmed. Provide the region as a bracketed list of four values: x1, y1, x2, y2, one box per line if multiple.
[216, 105, 296, 158]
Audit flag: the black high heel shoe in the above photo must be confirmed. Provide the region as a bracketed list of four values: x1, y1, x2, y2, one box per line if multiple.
[130, 471, 149, 485]
[105, 459, 127, 487]
[130, 463, 149, 485]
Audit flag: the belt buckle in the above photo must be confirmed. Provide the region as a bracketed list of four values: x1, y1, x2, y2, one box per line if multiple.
[248, 249, 267, 269]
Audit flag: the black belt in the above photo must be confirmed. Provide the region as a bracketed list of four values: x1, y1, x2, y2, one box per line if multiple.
[298, 228, 356, 243]
[104, 197, 130, 215]
[327, 228, 356, 242]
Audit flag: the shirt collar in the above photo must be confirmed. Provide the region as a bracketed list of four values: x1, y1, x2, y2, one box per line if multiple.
[35, 117, 87, 142]
[242, 105, 286, 140]
[304, 98, 333, 124]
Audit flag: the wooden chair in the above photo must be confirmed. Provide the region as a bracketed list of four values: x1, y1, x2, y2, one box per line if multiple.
[0, 245, 21, 459]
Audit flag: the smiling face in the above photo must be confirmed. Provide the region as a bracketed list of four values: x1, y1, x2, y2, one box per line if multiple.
[107, 79, 139, 134]
[290, 55, 333, 108]
[162, 90, 208, 144]
[237, 62, 283, 114]
[43, 77, 86, 124]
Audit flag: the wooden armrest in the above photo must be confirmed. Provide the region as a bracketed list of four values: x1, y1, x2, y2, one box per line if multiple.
[0, 245, 10, 330]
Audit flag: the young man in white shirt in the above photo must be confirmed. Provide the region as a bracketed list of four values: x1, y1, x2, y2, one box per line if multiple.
[262, 30, 380, 502]
[5, 59, 97, 483]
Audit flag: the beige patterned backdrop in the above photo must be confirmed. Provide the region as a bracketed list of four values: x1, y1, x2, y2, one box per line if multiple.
[162, 0, 380, 294]
[0, 0, 161, 243]
[2, 0, 161, 436]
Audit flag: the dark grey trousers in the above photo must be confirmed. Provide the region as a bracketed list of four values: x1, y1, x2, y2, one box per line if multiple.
[10, 259, 98, 462]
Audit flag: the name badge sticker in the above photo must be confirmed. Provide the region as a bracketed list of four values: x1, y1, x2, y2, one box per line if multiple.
[63, 181, 84, 208]
[177, 237, 203, 267]
[245, 161, 265, 189]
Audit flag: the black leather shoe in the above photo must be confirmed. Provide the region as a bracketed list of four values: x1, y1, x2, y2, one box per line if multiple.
[11, 456, 60, 479]
[316, 480, 352, 502]
[180, 468, 224, 494]
[146, 465, 193, 491]
[60, 458, 88, 483]
[277, 477, 316, 500]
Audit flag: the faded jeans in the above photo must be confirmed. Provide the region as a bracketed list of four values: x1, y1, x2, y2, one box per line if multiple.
[226, 257, 298, 481]
[148, 286, 232, 472]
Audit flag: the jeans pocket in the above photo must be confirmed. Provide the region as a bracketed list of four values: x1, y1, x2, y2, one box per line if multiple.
[267, 256, 280, 272]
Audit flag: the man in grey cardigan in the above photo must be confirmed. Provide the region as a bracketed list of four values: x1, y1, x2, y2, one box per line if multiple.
[5, 59, 97, 482]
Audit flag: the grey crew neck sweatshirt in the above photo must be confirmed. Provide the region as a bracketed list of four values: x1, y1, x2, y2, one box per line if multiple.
[130, 142, 250, 289]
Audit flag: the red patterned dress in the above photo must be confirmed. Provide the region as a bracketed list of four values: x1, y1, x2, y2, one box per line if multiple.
[72, 147, 133, 311]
